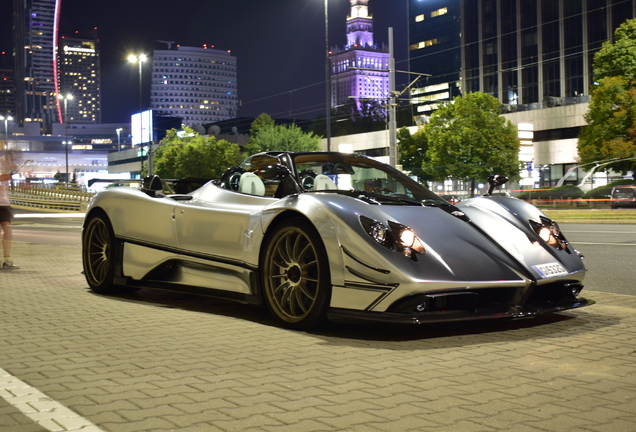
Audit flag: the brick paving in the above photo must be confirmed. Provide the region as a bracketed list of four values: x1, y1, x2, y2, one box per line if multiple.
[1, 242, 635, 432]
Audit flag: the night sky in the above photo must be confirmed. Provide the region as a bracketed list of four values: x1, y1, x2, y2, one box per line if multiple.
[1, 0, 408, 124]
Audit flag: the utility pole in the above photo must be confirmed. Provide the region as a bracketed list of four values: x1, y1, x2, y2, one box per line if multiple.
[388, 27, 397, 167]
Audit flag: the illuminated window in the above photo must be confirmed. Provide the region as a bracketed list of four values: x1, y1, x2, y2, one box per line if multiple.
[410, 39, 439, 50]
[415, 14, 424, 22]
[431, 8, 448, 17]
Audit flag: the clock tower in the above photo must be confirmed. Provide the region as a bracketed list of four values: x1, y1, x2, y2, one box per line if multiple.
[346, 0, 374, 48]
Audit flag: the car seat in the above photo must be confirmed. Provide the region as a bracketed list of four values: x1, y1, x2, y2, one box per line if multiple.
[239, 172, 266, 196]
[314, 174, 337, 191]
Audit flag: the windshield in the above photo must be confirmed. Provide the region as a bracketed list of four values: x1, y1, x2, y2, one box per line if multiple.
[290, 153, 445, 204]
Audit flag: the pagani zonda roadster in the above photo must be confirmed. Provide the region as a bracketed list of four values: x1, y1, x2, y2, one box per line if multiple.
[82, 152, 592, 329]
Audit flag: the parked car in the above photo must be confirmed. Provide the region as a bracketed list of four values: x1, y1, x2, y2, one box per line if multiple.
[82, 152, 591, 329]
[610, 185, 636, 209]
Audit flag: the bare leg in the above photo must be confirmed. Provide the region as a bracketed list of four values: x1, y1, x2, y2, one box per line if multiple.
[1, 221, 11, 259]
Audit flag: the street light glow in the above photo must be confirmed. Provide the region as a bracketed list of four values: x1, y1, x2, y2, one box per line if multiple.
[128, 54, 147, 63]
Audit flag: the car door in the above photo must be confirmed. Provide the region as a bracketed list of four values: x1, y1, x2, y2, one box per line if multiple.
[174, 191, 274, 265]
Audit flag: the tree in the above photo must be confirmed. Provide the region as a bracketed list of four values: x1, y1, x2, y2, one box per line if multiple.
[578, 76, 636, 174]
[153, 127, 243, 179]
[424, 92, 521, 196]
[397, 126, 433, 186]
[249, 113, 275, 138]
[243, 122, 321, 155]
[592, 18, 636, 82]
[578, 18, 636, 175]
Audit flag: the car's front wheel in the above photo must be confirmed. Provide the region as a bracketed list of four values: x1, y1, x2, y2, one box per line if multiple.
[261, 218, 331, 330]
[82, 213, 118, 294]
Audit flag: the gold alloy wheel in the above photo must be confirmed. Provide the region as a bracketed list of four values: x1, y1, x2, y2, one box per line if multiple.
[263, 220, 329, 328]
[83, 216, 114, 291]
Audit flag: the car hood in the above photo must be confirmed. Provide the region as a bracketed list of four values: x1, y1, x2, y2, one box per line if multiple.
[292, 193, 584, 285]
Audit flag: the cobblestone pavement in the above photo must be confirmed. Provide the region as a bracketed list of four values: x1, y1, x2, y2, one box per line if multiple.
[1, 242, 635, 432]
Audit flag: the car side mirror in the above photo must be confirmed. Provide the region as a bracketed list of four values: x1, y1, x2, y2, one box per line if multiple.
[484, 174, 509, 196]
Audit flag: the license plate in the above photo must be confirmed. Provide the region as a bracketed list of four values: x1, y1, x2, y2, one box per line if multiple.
[532, 262, 568, 278]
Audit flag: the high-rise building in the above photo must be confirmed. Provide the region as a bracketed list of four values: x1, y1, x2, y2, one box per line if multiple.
[13, 0, 62, 130]
[459, 0, 636, 188]
[329, 0, 390, 110]
[407, 0, 461, 115]
[461, 0, 636, 107]
[57, 35, 101, 124]
[407, 0, 636, 188]
[0, 69, 15, 118]
[150, 45, 238, 126]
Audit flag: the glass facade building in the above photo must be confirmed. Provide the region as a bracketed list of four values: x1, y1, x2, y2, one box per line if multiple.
[0, 69, 15, 118]
[58, 36, 101, 124]
[461, 0, 636, 109]
[408, 0, 462, 115]
[150, 46, 238, 126]
[13, 0, 61, 129]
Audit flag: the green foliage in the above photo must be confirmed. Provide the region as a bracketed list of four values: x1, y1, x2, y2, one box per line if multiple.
[593, 18, 636, 82]
[397, 127, 433, 186]
[424, 92, 521, 187]
[582, 179, 635, 199]
[516, 185, 584, 200]
[579, 18, 636, 174]
[249, 113, 275, 138]
[244, 121, 321, 155]
[578, 76, 636, 174]
[153, 127, 243, 179]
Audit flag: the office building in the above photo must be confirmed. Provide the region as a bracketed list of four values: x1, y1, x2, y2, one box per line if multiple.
[150, 45, 238, 126]
[407, 0, 461, 115]
[0, 69, 15, 118]
[13, 0, 61, 130]
[460, 0, 636, 188]
[329, 0, 390, 109]
[57, 35, 102, 124]
[407, 0, 636, 189]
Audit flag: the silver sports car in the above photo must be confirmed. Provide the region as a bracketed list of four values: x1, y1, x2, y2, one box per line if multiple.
[82, 152, 592, 329]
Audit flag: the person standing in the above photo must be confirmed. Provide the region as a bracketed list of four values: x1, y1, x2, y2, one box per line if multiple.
[0, 151, 19, 269]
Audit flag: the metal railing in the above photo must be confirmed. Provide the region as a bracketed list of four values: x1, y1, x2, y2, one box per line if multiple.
[8, 181, 95, 212]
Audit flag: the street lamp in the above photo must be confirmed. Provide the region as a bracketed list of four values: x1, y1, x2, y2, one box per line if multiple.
[57, 94, 73, 183]
[116, 128, 123, 151]
[128, 54, 147, 116]
[0, 115, 12, 141]
[324, 0, 331, 151]
[128, 54, 147, 176]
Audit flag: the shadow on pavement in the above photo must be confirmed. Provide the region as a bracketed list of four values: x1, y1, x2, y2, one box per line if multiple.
[86, 287, 611, 349]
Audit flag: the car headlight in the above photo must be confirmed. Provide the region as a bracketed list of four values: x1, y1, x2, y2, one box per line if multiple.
[360, 216, 426, 259]
[530, 216, 570, 253]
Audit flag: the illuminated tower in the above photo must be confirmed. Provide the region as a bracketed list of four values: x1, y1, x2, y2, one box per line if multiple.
[58, 35, 101, 124]
[330, 0, 389, 110]
[13, 0, 62, 130]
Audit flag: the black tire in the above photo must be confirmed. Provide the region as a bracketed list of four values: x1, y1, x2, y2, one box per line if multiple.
[82, 213, 118, 294]
[261, 218, 331, 330]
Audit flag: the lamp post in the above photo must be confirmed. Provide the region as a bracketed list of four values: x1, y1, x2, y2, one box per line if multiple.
[128, 54, 147, 116]
[1, 115, 12, 140]
[128, 54, 147, 176]
[324, 0, 331, 151]
[116, 128, 123, 151]
[57, 94, 73, 183]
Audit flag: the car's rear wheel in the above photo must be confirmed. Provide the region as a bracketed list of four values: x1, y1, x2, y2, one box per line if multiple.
[83, 213, 118, 294]
[261, 218, 331, 329]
